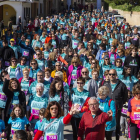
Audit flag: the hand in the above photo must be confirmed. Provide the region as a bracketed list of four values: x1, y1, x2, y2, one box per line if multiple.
[30, 131, 34, 136]
[107, 110, 113, 117]
[1, 132, 5, 138]
[4, 74, 10, 80]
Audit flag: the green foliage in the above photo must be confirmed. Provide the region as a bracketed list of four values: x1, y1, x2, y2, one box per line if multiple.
[104, 0, 140, 12]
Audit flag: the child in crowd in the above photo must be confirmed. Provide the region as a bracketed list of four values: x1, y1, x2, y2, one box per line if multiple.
[2, 104, 33, 140]
[34, 108, 45, 139]
[120, 90, 132, 138]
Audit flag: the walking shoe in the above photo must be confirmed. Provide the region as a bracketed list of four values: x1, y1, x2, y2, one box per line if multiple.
[122, 131, 124, 136]
[124, 133, 128, 138]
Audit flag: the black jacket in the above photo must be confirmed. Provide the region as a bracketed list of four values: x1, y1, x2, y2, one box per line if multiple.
[0, 46, 15, 64]
[3, 79, 26, 116]
[102, 79, 128, 109]
[64, 55, 73, 66]
[124, 54, 140, 77]
[47, 59, 56, 71]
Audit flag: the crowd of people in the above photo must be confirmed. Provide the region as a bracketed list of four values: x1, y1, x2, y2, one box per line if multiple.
[0, 8, 140, 140]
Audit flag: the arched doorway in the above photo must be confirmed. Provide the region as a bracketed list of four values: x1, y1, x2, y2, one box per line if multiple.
[2, 4, 16, 26]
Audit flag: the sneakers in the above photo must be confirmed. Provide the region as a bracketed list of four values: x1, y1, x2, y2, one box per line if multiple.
[124, 133, 128, 138]
[122, 131, 125, 136]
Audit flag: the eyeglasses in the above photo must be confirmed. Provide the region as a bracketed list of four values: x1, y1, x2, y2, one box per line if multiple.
[92, 62, 96, 64]
[56, 65, 60, 67]
[111, 48, 114, 50]
[77, 82, 84, 85]
[116, 61, 121, 63]
[31, 63, 36, 65]
[99, 94, 106, 96]
[105, 59, 109, 60]
[82, 72, 87, 74]
[50, 107, 58, 110]
[73, 62, 77, 64]
[12, 61, 17, 63]
[89, 103, 98, 107]
[88, 58, 93, 60]
[118, 52, 121, 53]
[109, 73, 116, 76]
[25, 41, 30, 43]
[37, 75, 43, 77]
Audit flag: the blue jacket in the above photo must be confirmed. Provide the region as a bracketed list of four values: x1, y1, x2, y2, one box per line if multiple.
[96, 50, 106, 61]
[98, 96, 116, 131]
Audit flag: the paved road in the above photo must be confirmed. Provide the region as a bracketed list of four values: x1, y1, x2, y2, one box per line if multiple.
[64, 124, 127, 140]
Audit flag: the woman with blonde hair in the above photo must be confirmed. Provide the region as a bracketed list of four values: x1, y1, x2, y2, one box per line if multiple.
[67, 57, 83, 86]
[46, 52, 57, 71]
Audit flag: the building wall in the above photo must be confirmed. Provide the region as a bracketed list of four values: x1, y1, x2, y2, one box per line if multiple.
[0, 1, 22, 26]
[3, 5, 16, 26]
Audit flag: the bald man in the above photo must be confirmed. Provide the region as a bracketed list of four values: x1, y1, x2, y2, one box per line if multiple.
[105, 69, 128, 140]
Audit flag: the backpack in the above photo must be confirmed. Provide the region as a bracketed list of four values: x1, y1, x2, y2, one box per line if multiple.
[108, 99, 117, 118]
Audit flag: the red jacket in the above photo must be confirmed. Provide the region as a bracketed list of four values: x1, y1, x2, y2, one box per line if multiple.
[18, 77, 34, 86]
[78, 109, 112, 140]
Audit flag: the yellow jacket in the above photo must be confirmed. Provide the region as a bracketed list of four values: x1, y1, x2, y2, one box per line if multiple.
[51, 70, 67, 83]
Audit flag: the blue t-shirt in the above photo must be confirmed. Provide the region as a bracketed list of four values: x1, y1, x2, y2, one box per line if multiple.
[9, 92, 20, 114]
[0, 81, 7, 109]
[39, 117, 64, 140]
[8, 117, 29, 135]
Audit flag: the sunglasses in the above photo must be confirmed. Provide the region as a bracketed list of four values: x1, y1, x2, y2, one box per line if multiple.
[105, 59, 109, 60]
[82, 72, 87, 74]
[73, 62, 77, 64]
[116, 61, 121, 63]
[31, 63, 36, 65]
[92, 62, 96, 64]
[36, 54, 41, 55]
[109, 73, 116, 76]
[12, 61, 17, 63]
[56, 65, 60, 67]
[26, 41, 30, 43]
[77, 82, 84, 85]
[118, 52, 121, 53]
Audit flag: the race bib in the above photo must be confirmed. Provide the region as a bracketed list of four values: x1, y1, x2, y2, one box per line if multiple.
[39, 136, 44, 140]
[23, 51, 29, 56]
[121, 107, 127, 115]
[5, 61, 10, 66]
[74, 42, 78, 46]
[22, 90, 28, 96]
[133, 38, 138, 41]
[126, 86, 130, 90]
[71, 75, 77, 80]
[0, 93, 7, 101]
[46, 134, 58, 140]
[134, 112, 140, 120]
[10, 104, 15, 110]
[32, 108, 39, 116]
[11, 129, 15, 135]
